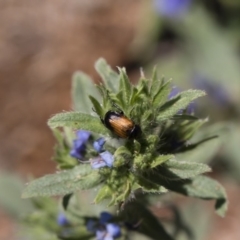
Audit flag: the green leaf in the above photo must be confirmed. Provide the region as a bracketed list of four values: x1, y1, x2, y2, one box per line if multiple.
[158, 159, 211, 180]
[71, 72, 100, 113]
[94, 185, 112, 204]
[48, 112, 109, 135]
[115, 180, 132, 204]
[152, 79, 172, 108]
[115, 90, 126, 109]
[118, 67, 132, 108]
[137, 78, 150, 97]
[113, 146, 133, 167]
[157, 89, 206, 121]
[114, 146, 132, 159]
[160, 176, 228, 217]
[129, 86, 139, 105]
[149, 65, 161, 97]
[133, 174, 167, 193]
[95, 58, 120, 92]
[89, 95, 104, 118]
[150, 154, 174, 169]
[178, 119, 208, 142]
[22, 165, 104, 198]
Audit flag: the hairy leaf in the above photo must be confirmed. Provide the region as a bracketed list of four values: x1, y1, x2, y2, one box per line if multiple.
[152, 79, 172, 108]
[71, 72, 100, 113]
[150, 154, 175, 169]
[148, 172, 227, 217]
[48, 112, 109, 135]
[89, 95, 104, 118]
[157, 90, 206, 121]
[162, 175, 228, 217]
[94, 185, 112, 204]
[158, 159, 211, 180]
[149, 66, 162, 97]
[22, 165, 104, 198]
[118, 67, 132, 108]
[95, 58, 120, 93]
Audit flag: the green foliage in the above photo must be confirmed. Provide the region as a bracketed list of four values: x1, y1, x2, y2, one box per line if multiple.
[159, 159, 211, 180]
[26, 59, 226, 210]
[157, 90, 206, 121]
[95, 58, 120, 93]
[22, 58, 228, 240]
[48, 112, 109, 136]
[72, 72, 101, 113]
[22, 165, 103, 198]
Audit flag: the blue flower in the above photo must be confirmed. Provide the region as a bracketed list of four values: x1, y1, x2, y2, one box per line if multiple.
[70, 130, 91, 159]
[95, 224, 121, 240]
[106, 223, 121, 238]
[100, 152, 114, 167]
[100, 212, 113, 224]
[91, 151, 114, 169]
[91, 157, 108, 169]
[96, 229, 107, 240]
[86, 212, 121, 240]
[76, 130, 91, 142]
[93, 138, 106, 153]
[57, 212, 69, 226]
[153, 0, 191, 18]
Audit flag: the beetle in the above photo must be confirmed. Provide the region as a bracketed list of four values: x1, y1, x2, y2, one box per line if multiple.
[101, 110, 141, 139]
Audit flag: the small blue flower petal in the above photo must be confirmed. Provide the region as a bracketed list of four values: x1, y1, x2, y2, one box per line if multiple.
[70, 149, 83, 159]
[76, 130, 91, 142]
[100, 212, 113, 224]
[100, 151, 114, 167]
[91, 157, 107, 169]
[57, 212, 69, 226]
[73, 139, 86, 152]
[103, 236, 114, 240]
[93, 138, 106, 153]
[70, 130, 90, 159]
[106, 223, 121, 238]
[96, 229, 107, 240]
[154, 0, 191, 18]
